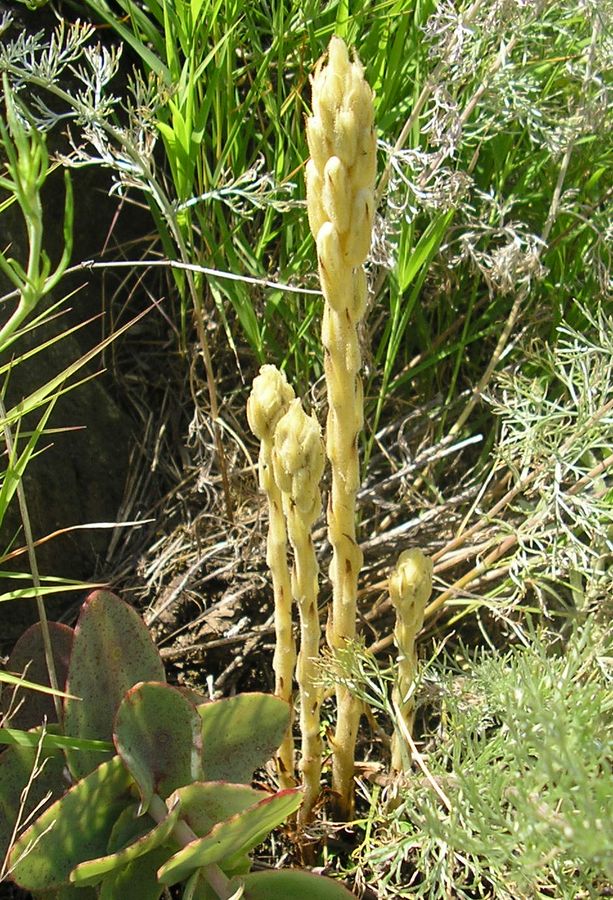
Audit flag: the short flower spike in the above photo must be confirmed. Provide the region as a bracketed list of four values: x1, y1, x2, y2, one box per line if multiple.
[247, 365, 296, 788]
[389, 549, 433, 772]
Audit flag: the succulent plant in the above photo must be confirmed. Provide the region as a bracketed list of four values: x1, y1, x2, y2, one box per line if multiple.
[0, 590, 355, 898]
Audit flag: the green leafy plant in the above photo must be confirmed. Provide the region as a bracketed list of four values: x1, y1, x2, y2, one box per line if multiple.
[0, 590, 354, 898]
[0, 74, 73, 350]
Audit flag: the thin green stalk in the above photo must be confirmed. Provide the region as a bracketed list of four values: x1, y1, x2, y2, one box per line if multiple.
[0, 396, 62, 726]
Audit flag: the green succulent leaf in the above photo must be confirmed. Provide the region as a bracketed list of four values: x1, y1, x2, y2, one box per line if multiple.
[1, 621, 74, 729]
[234, 869, 356, 898]
[63, 590, 165, 778]
[172, 781, 264, 837]
[158, 788, 302, 886]
[198, 693, 290, 783]
[106, 801, 153, 853]
[114, 681, 203, 812]
[43, 886, 98, 899]
[9, 755, 133, 892]
[70, 796, 181, 887]
[0, 736, 66, 862]
[98, 846, 172, 900]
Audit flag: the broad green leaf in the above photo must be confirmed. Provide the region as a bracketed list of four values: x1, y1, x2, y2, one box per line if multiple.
[234, 869, 356, 899]
[63, 591, 165, 778]
[397, 210, 453, 294]
[158, 789, 302, 885]
[9, 756, 133, 892]
[70, 798, 181, 886]
[156, 120, 178, 151]
[198, 693, 290, 783]
[114, 682, 203, 812]
[107, 801, 151, 852]
[1, 621, 74, 729]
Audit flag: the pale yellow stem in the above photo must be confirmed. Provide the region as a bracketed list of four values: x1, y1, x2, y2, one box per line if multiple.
[247, 365, 296, 788]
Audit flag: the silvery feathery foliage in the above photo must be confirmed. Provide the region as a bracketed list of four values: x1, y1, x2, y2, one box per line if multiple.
[0, 16, 94, 83]
[0, 14, 155, 196]
[380, 0, 612, 298]
[0, 13, 292, 211]
[176, 157, 297, 216]
[484, 306, 613, 609]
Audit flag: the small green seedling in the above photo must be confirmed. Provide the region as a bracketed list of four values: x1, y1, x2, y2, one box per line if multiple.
[0, 590, 354, 899]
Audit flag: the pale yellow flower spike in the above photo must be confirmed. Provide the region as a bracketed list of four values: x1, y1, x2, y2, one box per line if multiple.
[247, 365, 296, 789]
[389, 549, 433, 773]
[305, 35, 376, 819]
[273, 399, 325, 824]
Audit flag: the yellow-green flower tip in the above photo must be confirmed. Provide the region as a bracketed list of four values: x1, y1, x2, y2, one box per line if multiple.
[273, 399, 324, 513]
[389, 549, 433, 612]
[306, 35, 376, 261]
[247, 364, 295, 441]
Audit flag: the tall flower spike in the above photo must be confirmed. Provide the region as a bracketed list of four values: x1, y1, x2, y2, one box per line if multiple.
[247, 365, 296, 789]
[389, 549, 432, 773]
[273, 399, 325, 825]
[305, 34, 376, 819]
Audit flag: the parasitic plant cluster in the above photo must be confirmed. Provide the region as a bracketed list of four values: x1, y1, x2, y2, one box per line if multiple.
[249, 35, 432, 826]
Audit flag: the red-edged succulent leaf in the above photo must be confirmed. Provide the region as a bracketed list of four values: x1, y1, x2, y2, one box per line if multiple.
[235, 869, 356, 898]
[114, 681, 203, 813]
[157, 788, 302, 885]
[1, 622, 74, 729]
[63, 591, 165, 778]
[9, 755, 133, 892]
[171, 781, 263, 837]
[197, 693, 290, 783]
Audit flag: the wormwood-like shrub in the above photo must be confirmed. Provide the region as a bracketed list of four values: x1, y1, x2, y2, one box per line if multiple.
[0, 591, 353, 899]
[350, 623, 613, 899]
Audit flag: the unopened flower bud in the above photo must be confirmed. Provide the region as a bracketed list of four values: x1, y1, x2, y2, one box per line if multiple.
[247, 365, 295, 442]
